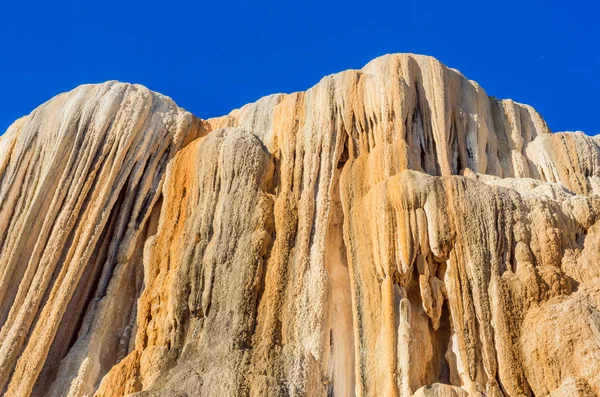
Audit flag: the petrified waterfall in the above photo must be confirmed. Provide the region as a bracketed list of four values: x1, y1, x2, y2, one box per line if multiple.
[0, 54, 599, 397]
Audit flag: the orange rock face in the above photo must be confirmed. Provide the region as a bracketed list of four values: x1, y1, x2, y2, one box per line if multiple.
[1, 55, 600, 397]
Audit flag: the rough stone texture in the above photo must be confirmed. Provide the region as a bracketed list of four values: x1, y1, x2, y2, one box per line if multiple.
[1, 54, 600, 397]
[0, 82, 206, 396]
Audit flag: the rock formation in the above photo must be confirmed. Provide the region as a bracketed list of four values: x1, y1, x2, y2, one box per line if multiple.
[0, 54, 599, 397]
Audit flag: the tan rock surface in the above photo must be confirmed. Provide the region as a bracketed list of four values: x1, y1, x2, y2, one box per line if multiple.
[1, 54, 600, 396]
[0, 82, 205, 396]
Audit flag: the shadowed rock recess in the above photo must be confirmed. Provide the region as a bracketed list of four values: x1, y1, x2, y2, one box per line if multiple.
[0, 54, 599, 397]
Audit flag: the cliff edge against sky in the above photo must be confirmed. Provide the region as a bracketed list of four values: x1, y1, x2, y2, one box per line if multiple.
[0, 54, 599, 397]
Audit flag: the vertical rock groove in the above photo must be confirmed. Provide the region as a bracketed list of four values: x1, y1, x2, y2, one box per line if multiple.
[324, 153, 355, 397]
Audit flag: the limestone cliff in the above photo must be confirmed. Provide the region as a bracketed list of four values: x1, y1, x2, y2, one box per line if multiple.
[1, 54, 599, 397]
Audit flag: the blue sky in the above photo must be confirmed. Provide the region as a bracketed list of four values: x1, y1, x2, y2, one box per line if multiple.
[1, 1, 598, 135]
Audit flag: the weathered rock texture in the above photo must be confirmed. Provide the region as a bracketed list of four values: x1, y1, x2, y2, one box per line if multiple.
[1, 54, 599, 397]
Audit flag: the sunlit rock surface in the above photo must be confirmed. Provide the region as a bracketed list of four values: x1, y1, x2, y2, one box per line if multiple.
[1, 54, 599, 397]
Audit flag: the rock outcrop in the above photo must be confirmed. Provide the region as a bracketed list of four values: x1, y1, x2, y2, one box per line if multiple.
[1, 54, 599, 397]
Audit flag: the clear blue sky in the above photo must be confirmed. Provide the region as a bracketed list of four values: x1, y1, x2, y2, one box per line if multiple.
[1, 1, 598, 135]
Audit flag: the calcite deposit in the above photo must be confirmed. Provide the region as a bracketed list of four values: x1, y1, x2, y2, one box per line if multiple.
[0, 54, 599, 397]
